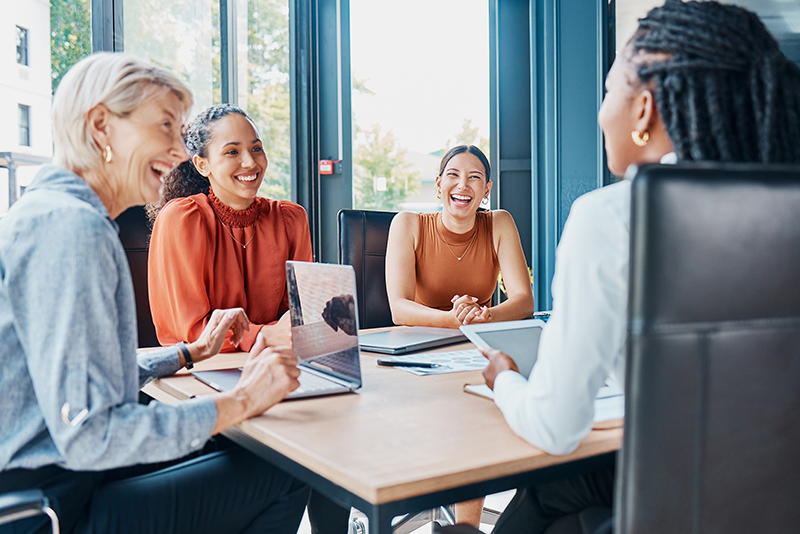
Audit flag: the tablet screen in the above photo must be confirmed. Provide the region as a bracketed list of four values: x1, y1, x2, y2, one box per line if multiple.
[471, 326, 542, 378]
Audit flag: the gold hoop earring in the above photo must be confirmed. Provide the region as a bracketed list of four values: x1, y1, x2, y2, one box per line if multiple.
[631, 130, 649, 147]
[102, 145, 113, 163]
[480, 196, 489, 207]
[436, 187, 441, 200]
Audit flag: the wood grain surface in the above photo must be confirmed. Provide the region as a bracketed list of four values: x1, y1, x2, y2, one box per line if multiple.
[142, 338, 622, 504]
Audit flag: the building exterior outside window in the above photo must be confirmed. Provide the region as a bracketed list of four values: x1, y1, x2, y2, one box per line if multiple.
[16, 26, 29, 66]
[19, 105, 31, 147]
[2, 0, 58, 213]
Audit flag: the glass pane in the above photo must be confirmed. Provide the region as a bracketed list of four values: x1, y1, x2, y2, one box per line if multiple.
[51, 0, 93, 92]
[615, 0, 800, 67]
[244, 0, 292, 201]
[2, 0, 89, 214]
[124, 0, 222, 115]
[16, 26, 28, 65]
[350, 0, 490, 212]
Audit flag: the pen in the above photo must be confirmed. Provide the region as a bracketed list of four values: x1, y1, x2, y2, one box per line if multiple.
[377, 359, 442, 369]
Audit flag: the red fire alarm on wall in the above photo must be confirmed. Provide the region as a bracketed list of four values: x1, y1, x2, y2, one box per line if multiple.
[319, 159, 342, 175]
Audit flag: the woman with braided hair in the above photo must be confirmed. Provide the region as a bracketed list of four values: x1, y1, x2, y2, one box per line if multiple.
[470, 2, 800, 533]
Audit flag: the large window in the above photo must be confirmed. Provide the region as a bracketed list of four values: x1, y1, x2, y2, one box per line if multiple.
[124, 0, 221, 113]
[16, 26, 28, 66]
[2, 0, 83, 214]
[246, 0, 292, 201]
[124, 0, 292, 201]
[349, 0, 490, 212]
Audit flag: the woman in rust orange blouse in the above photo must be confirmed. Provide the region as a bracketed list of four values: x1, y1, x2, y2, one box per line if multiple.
[148, 104, 352, 533]
[148, 104, 312, 353]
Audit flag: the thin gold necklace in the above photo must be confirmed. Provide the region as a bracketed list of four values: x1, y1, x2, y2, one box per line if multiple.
[216, 216, 255, 249]
[436, 216, 478, 261]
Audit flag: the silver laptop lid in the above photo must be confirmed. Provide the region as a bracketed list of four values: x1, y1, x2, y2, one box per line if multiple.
[286, 261, 362, 386]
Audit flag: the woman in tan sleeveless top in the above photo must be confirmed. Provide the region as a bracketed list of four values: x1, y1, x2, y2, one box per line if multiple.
[386, 145, 535, 526]
[386, 145, 534, 329]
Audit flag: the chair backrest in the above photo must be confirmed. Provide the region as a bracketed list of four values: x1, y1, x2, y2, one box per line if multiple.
[117, 206, 160, 348]
[618, 163, 800, 533]
[338, 209, 397, 329]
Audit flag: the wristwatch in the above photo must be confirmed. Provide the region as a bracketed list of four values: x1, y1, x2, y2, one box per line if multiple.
[177, 341, 194, 370]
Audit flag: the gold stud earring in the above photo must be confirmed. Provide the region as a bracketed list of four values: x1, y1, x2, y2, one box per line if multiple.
[102, 145, 113, 163]
[631, 130, 649, 147]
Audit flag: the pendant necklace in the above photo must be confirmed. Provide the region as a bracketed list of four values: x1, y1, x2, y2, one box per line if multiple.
[436, 216, 478, 261]
[216, 215, 255, 249]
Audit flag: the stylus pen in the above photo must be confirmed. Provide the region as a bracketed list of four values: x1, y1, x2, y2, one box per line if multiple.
[377, 359, 442, 368]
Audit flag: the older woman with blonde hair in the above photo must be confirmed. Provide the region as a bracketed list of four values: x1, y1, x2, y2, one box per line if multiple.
[0, 53, 308, 534]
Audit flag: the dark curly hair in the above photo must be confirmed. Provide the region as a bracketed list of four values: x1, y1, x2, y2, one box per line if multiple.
[146, 103, 250, 223]
[628, 0, 800, 164]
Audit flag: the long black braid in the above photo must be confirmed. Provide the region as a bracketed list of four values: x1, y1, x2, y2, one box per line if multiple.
[146, 103, 249, 223]
[629, 0, 800, 164]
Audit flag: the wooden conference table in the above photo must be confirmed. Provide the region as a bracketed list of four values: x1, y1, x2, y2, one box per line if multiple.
[142, 333, 622, 533]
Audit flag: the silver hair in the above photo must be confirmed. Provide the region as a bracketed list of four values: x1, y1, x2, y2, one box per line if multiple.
[51, 52, 193, 172]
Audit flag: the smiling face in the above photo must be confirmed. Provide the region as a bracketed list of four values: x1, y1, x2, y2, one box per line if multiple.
[193, 113, 268, 210]
[104, 88, 188, 207]
[436, 152, 492, 221]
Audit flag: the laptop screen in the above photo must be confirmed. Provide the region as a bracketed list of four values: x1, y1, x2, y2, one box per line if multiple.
[286, 261, 362, 384]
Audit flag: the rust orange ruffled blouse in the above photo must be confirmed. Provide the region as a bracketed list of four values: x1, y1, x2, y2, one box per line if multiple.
[148, 189, 313, 351]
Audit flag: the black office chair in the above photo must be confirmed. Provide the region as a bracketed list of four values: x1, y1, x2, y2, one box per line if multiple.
[116, 206, 160, 348]
[618, 162, 800, 533]
[0, 490, 60, 533]
[338, 209, 397, 329]
[437, 163, 800, 534]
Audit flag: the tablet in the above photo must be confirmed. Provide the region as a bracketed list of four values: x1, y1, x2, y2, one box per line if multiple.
[459, 319, 546, 378]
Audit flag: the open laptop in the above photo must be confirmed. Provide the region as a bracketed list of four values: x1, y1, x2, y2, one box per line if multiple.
[359, 326, 467, 355]
[193, 261, 362, 400]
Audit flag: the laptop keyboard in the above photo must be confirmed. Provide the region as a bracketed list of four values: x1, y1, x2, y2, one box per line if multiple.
[296, 369, 340, 394]
[305, 347, 361, 378]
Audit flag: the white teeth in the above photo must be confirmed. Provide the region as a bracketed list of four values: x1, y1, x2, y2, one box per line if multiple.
[236, 173, 258, 182]
[451, 194, 471, 202]
[150, 163, 172, 177]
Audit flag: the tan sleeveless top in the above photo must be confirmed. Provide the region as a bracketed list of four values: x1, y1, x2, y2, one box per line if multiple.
[414, 211, 500, 310]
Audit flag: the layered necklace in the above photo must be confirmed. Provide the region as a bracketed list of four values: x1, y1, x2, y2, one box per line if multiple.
[436, 215, 479, 261]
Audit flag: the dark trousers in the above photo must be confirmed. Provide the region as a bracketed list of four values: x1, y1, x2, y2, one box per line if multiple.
[307, 489, 352, 534]
[492, 466, 615, 534]
[0, 446, 309, 534]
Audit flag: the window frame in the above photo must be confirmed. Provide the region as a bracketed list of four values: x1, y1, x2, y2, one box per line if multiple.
[16, 26, 29, 66]
[18, 104, 31, 147]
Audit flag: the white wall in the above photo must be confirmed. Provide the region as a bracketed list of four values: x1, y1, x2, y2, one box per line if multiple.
[0, 0, 53, 159]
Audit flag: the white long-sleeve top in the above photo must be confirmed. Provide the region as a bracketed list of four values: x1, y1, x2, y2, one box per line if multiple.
[493, 179, 631, 455]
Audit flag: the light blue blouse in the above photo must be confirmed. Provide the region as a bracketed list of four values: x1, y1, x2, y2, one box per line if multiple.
[0, 166, 216, 472]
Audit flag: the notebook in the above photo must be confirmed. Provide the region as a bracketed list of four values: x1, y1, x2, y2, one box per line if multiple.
[193, 261, 362, 400]
[359, 326, 467, 355]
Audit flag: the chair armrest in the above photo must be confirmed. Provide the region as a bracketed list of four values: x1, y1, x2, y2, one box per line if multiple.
[0, 489, 48, 526]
